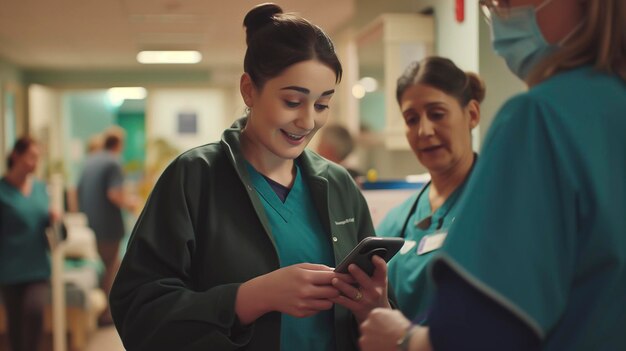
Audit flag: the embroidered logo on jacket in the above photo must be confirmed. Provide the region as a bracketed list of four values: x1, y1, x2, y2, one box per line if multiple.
[334, 218, 355, 225]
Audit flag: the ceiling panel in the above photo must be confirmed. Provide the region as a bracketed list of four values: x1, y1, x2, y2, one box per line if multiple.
[0, 0, 354, 70]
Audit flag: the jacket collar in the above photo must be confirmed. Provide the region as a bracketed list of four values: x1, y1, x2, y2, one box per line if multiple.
[221, 117, 332, 235]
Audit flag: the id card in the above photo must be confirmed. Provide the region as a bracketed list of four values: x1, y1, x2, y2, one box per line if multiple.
[399, 240, 417, 255]
[417, 232, 447, 255]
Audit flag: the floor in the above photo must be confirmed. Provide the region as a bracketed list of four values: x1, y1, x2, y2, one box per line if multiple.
[85, 326, 125, 351]
[0, 327, 125, 351]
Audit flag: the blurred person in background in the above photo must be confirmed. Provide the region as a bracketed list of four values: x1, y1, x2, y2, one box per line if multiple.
[77, 126, 137, 325]
[86, 133, 104, 154]
[66, 133, 104, 213]
[110, 3, 391, 350]
[317, 124, 363, 180]
[0, 136, 57, 351]
[360, 0, 626, 350]
[377, 56, 484, 322]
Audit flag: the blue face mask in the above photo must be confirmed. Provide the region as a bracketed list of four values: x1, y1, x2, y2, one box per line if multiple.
[489, 0, 556, 80]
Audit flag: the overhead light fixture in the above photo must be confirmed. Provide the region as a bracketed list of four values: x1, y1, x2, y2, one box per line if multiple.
[107, 87, 147, 106]
[352, 84, 366, 99]
[359, 77, 378, 93]
[136, 50, 202, 64]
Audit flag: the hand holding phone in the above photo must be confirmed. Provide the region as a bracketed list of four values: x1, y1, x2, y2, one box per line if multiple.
[335, 237, 404, 276]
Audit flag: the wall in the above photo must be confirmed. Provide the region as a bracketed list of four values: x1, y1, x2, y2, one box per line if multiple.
[414, 0, 480, 72]
[29, 84, 62, 178]
[23, 69, 212, 88]
[0, 57, 24, 174]
[147, 88, 230, 155]
[0, 57, 22, 83]
[62, 90, 117, 184]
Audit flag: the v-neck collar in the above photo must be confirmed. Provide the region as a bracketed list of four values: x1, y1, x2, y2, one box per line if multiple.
[1, 177, 34, 199]
[413, 180, 467, 231]
[430, 182, 463, 224]
[246, 162, 302, 223]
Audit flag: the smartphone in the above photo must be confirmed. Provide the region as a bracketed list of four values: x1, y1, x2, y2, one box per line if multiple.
[335, 237, 405, 276]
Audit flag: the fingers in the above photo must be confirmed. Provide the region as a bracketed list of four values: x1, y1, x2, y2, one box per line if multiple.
[294, 263, 344, 285]
[306, 285, 341, 299]
[333, 272, 356, 284]
[298, 263, 334, 271]
[347, 255, 388, 291]
[348, 263, 375, 290]
[371, 255, 388, 280]
[331, 277, 360, 300]
[305, 299, 334, 311]
[304, 270, 343, 285]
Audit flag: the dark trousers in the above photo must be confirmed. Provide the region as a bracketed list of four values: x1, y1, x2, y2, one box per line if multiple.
[0, 281, 48, 351]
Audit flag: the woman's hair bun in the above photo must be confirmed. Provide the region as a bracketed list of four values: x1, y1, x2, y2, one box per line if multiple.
[466, 72, 486, 104]
[243, 3, 283, 45]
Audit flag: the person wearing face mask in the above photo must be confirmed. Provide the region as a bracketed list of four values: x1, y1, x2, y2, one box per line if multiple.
[359, 0, 626, 350]
[110, 3, 391, 351]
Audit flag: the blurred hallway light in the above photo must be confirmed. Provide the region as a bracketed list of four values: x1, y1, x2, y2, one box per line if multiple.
[108, 87, 147, 106]
[137, 50, 202, 64]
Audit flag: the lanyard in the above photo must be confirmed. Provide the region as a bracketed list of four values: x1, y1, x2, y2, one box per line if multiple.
[399, 155, 477, 239]
[399, 182, 431, 238]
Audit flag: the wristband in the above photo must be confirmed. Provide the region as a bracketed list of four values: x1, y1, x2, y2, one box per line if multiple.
[397, 325, 419, 351]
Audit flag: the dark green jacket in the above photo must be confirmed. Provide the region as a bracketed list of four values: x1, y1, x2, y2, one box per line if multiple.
[110, 119, 375, 350]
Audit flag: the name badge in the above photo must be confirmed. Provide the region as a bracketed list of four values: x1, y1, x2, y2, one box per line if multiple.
[399, 240, 417, 255]
[417, 232, 447, 255]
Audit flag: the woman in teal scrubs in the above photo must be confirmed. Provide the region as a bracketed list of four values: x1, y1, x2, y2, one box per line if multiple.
[0, 137, 53, 351]
[376, 56, 484, 321]
[110, 3, 391, 351]
[360, 0, 626, 350]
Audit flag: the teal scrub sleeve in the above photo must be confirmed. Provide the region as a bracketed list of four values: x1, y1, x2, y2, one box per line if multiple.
[110, 159, 253, 350]
[433, 95, 578, 338]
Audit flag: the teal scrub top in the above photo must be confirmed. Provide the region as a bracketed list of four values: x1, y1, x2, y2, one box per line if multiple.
[247, 162, 336, 351]
[433, 66, 626, 350]
[378, 181, 468, 322]
[0, 178, 51, 285]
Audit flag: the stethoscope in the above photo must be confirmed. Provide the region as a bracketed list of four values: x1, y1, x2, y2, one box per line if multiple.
[399, 155, 477, 239]
[399, 182, 440, 239]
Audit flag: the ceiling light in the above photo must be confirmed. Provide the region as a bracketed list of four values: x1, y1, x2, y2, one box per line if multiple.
[359, 77, 378, 93]
[136, 50, 202, 64]
[352, 84, 366, 99]
[107, 87, 147, 106]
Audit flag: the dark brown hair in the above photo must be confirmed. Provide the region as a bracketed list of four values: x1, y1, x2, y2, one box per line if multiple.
[103, 126, 125, 151]
[104, 134, 122, 151]
[7, 136, 37, 169]
[243, 3, 342, 89]
[396, 56, 486, 107]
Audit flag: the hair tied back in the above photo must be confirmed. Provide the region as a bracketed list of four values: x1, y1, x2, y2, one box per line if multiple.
[243, 3, 283, 46]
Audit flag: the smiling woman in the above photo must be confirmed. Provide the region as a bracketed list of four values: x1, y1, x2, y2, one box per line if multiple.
[109, 3, 392, 351]
[240, 60, 338, 177]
